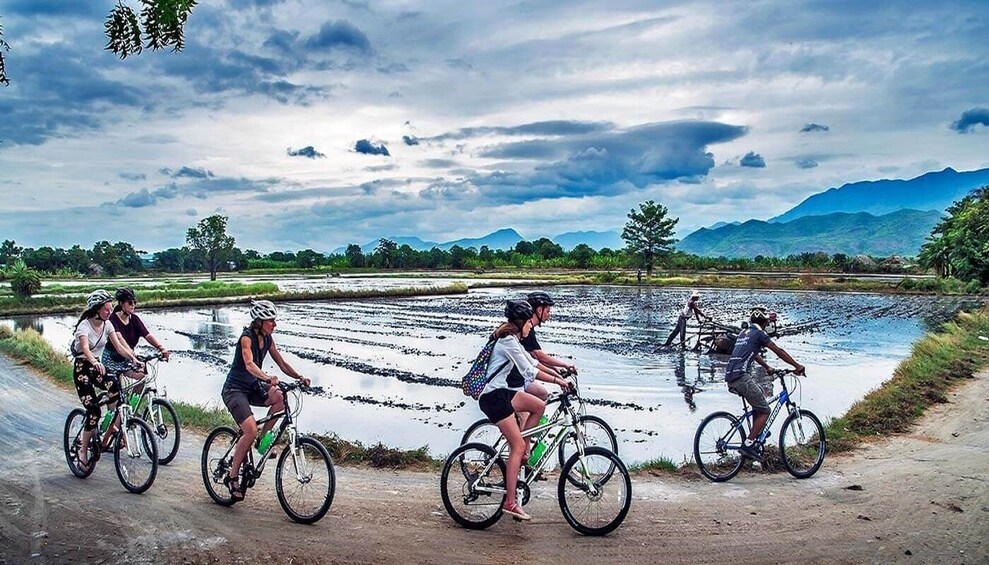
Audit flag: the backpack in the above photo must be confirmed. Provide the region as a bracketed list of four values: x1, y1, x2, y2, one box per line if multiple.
[461, 338, 511, 400]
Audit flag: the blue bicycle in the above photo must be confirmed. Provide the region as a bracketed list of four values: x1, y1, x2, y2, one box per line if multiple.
[693, 369, 826, 481]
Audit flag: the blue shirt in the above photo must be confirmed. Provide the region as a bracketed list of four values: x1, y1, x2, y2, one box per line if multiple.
[725, 326, 771, 382]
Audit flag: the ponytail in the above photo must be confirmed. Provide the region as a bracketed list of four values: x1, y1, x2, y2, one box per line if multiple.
[73, 305, 101, 332]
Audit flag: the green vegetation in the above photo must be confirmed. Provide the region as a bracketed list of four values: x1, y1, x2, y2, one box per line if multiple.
[919, 185, 989, 287]
[8, 260, 42, 297]
[0, 326, 441, 469]
[0, 282, 468, 316]
[622, 200, 678, 276]
[628, 455, 680, 473]
[825, 309, 989, 452]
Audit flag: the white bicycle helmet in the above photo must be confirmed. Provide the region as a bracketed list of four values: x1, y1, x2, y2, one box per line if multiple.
[250, 299, 278, 320]
[86, 289, 113, 310]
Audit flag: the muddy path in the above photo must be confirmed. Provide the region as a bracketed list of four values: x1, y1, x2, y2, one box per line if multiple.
[1, 354, 987, 564]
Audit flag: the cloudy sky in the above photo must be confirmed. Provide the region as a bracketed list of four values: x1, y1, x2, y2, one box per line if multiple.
[1, 0, 987, 253]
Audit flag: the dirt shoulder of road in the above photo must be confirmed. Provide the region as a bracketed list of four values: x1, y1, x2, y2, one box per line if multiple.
[0, 354, 986, 564]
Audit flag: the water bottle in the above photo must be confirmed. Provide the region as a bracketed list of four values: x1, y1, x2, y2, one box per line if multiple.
[129, 393, 141, 410]
[257, 431, 275, 454]
[99, 411, 114, 433]
[527, 416, 550, 466]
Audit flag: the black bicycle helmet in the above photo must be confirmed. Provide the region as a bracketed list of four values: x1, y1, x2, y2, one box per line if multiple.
[526, 291, 555, 308]
[504, 300, 534, 324]
[115, 287, 137, 303]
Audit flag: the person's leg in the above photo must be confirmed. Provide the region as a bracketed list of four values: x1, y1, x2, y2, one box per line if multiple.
[260, 386, 284, 436]
[513, 390, 546, 435]
[494, 415, 528, 518]
[677, 316, 688, 347]
[230, 415, 257, 485]
[97, 373, 122, 449]
[73, 360, 100, 468]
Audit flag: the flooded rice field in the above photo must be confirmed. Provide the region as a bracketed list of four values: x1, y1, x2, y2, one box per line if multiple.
[4, 285, 980, 465]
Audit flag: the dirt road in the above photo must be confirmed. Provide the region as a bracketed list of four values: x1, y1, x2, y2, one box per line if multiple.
[0, 353, 986, 564]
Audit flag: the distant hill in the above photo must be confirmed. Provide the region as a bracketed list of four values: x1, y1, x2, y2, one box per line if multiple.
[677, 209, 943, 258]
[552, 230, 623, 251]
[439, 228, 523, 251]
[771, 167, 989, 223]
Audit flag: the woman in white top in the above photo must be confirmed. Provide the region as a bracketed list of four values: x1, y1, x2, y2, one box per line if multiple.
[477, 300, 572, 521]
[70, 289, 141, 472]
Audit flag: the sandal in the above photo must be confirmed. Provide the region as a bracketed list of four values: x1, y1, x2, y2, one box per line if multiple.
[501, 501, 531, 521]
[224, 474, 245, 503]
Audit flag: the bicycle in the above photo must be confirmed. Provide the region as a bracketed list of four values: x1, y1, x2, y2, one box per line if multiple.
[201, 381, 336, 524]
[459, 371, 618, 472]
[63, 372, 160, 494]
[440, 388, 631, 536]
[120, 353, 181, 465]
[693, 369, 826, 482]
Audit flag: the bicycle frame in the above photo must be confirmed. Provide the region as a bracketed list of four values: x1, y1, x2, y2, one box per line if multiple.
[734, 372, 804, 445]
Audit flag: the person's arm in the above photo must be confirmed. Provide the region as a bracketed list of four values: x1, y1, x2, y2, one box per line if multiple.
[531, 349, 576, 373]
[78, 334, 105, 375]
[765, 342, 805, 375]
[268, 342, 311, 386]
[753, 353, 772, 373]
[692, 303, 709, 321]
[108, 331, 140, 365]
[240, 336, 278, 385]
[135, 316, 170, 361]
[506, 339, 570, 390]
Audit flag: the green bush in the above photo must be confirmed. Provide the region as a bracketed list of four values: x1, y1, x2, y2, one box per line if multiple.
[8, 261, 42, 298]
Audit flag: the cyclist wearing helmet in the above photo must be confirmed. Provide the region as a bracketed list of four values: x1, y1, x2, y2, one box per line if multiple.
[725, 306, 804, 460]
[477, 300, 573, 521]
[221, 299, 310, 502]
[102, 287, 171, 396]
[521, 291, 577, 382]
[70, 290, 141, 472]
[663, 289, 710, 348]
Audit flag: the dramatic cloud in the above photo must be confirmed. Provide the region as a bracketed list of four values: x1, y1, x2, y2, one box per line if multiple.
[287, 146, 326, 159]
[950, 108, 989, 133]
[740, 152, 766, 168]
[119, 172, 147, 181]
[355, 139, 390, 156]
[402, 135, 420, 146]
[799, 123, 830, 133]
[428, 120, 614, 142]
[162, 166, 215, 179]
[115, 176, 279, 208]
[795, 158, 819, 169]
[304, 20, 372, 54]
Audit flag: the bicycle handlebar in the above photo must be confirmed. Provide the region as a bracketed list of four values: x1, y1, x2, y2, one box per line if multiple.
[136, 352, 167, 363]
[277, 381, 325, 395]
[771, 368, 807, 378]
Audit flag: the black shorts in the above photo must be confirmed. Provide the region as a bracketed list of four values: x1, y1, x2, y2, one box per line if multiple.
[478, 388, 517, 424]
[222, 383, 270, 424]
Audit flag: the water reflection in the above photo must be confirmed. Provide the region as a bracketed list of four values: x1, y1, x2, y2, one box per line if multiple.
[13, 317, 44, 334]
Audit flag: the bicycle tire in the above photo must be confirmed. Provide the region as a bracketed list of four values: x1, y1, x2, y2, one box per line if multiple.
[557, 414, 618, 484]
[779, 409, 826, 479]
[201, 426, 239, 506]
[460, 418, 500, 447]
[275, 437, 336, 524]
[557, 447, 631, 536]
[440, 442, 505, 530]
[694, 411, 745, 482]
[63, 408, 97, 479]
[142, 398, 181, 465]
[113, 417, 159, 494]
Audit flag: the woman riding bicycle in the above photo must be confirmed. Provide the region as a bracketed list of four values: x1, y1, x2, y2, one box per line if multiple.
[102, 287, 171, 397]
[71, 290, 142, 472]
[477, 300, 572, 521]
[222, 299, 310, 502]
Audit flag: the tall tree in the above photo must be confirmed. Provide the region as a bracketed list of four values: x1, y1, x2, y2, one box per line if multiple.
[919, 186, 989, 286]
[621, 200, 678, 277]
[91, 241, 124, 276]
[0, 239, 22, 265]
[345, 244, 365, 268]
[186, 215, 235, 281]
[374, 238, 398, 269]
[569, 243, 594, 269]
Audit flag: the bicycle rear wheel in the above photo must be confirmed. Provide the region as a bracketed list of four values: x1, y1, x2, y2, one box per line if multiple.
[113, 417, 159, 494]
[275, 437, 336, 524]
[694, 411, 745, 482]
[440, 442, 505, 530]
[558, 447, 631, 536]
[779, 409, 826, 478]
[63, 408, 97, 478]
[201, 426, 239, 506]
[558, 414, 618, 485]
[460, 418, 500, 447]
[142, 398, 181, 465]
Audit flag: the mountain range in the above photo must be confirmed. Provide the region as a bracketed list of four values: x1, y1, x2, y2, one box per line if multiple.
[333, 228, 624, 254]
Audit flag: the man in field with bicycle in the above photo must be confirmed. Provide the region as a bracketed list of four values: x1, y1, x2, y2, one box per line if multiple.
[726, 306, 804, 461]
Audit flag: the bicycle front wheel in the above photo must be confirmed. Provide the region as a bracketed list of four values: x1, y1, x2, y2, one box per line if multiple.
[440, 442, 505, 530]
[63, 408, 97, 478]
[142, 398, 181, 465]
[779, 409, 826, 478]
[460, 418, 500, 447]
[113, 417, 159, 494]
[201, 426, 239, 506]
[558, 414, 618, 484]
[693, 411, 745, 482]
[558, 447, 631, 536]
[275, 437, 336, 524]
